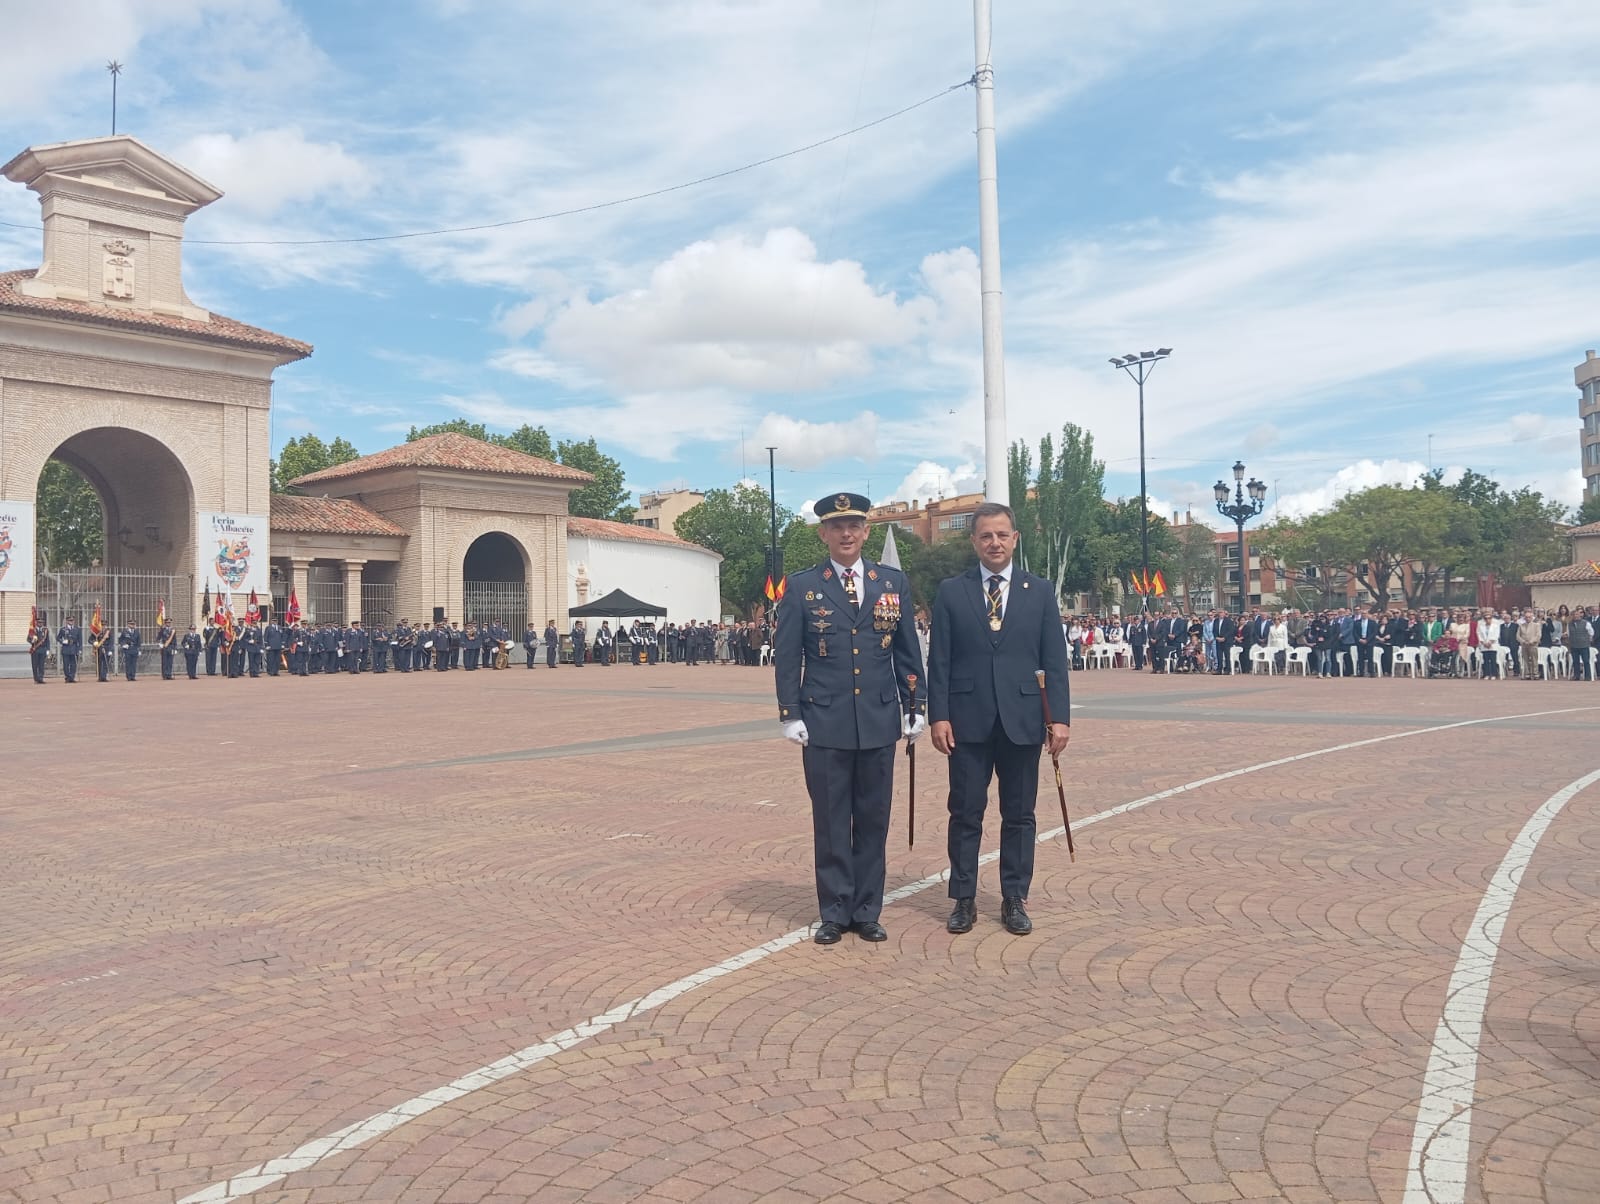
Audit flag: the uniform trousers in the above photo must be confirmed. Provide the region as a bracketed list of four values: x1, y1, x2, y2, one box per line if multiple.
[946, 717, 1040, 901]
[801, 744, 893, 926]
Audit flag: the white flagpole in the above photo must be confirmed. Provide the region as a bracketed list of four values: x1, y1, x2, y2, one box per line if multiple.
[973, 0, 1009, 505]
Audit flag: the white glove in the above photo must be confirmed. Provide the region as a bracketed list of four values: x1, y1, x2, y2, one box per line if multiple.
[902, 714, 926, 744]
[782, 719, 809, 747]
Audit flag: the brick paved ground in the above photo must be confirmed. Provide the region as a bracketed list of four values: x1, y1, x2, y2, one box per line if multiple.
[2, 664, 1597, 1203]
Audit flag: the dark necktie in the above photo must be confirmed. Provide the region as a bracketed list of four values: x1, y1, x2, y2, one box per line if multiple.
[842, 568, 859, 610]
[987, 574, 1003, 628]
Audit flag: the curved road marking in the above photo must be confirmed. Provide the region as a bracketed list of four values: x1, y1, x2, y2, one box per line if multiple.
[179, 704, 1598, 1203]
[1402, 766, 1600, 1204]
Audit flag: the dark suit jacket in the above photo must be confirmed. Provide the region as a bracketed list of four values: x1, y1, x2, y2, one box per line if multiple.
[927, 565, 1070, 747]
[774, 558, 922, 750]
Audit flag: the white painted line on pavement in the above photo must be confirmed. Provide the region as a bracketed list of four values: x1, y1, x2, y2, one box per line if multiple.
[179, 703, 1597, 1203]
[1401, 766, 1600, 1204]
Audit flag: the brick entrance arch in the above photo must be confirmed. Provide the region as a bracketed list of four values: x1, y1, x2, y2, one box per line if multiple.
[0, 134, 309, 676]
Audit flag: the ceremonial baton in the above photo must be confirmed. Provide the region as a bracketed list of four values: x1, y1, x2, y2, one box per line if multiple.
[1034, 669, 1075, 861]
[905, 674, 918, 848]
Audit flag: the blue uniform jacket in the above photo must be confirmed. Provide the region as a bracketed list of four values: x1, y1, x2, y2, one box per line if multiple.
[773, 558, 924, 750]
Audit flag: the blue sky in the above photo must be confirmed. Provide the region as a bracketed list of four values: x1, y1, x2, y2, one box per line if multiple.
[3, 0, 1596, 524]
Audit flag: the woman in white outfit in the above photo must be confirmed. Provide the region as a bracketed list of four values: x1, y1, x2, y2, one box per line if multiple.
[1267, 613, 1290, 671]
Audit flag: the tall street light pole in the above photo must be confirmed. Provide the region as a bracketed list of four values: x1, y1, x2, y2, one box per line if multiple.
[1109, 349, 1171, 609]
[1214, 460, 1267, 615]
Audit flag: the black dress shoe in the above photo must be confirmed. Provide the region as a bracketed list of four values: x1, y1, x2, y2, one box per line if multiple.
[947, 898, 976, 934]
[1001, 897, 1032, 936]
[814, 921, 844, 945]
[853, 920, 887, 942]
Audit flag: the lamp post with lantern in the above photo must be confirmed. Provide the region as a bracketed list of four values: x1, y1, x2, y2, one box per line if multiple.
[1214, 461, 1267, 615]
[1108, 348, 1171, 607]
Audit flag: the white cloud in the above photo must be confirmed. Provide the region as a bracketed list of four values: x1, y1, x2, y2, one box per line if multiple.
[1273, 459, 1432, 519]
[753, 412, 879, 469]
[889, 460, 983, 505]
[539, 228, 924, 393]
[174, 127, 370, 216]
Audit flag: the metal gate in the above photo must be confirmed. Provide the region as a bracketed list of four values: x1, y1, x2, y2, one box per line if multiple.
[361, 583, 396, 629]
[463, 580, 527, 638]
[308, 579, 345, 626]
[32, 569, 193, 676]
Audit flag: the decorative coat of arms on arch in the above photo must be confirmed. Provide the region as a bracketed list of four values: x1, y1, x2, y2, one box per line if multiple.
[102, 239, 136, 300]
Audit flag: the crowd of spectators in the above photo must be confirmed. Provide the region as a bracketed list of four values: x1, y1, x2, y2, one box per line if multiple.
[1059, 605, 1595, 681]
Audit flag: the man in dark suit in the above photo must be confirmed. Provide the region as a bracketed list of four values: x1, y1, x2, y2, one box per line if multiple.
[928, 502, 1071, 937]
[264, 618, 284, 676]
[774, 492, 924, 945]
[1127, 615, 1148, 671]
[1214, 611, 1238, 673]
[1352, 610, 1377, 677]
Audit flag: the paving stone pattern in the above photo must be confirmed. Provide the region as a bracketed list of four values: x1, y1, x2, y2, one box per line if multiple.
[2, 668, 1597, 1202]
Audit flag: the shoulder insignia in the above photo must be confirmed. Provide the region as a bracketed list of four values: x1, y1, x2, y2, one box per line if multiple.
[867, 569, 879, 581]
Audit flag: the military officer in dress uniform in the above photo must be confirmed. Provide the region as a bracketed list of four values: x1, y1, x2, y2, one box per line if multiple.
[243, 620, 262, 677]
[544, 620, 559, 667]
[774, 492, 925, 945]
[94, 625, 114, 681]
[371, 623, 390, 673]
[264, 617, 284, 676]
[595, 621, 613, 666]
[570, 620, 586, 666]
[181, 625, 202, 678]
[28, 614, 50, 683]
[118, 621, 142, 680]
[58, 616, 81, 682]
[523, 622, 538, 668]
[203, 620, 222, 676]
[157, 619, 177, 679]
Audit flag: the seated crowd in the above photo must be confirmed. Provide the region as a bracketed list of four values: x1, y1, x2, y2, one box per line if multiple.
[1061, 605, 1597, 681]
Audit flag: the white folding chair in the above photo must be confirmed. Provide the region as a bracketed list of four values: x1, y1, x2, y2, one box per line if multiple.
[1250, 646, 1277, 675]
[1285, 647, 1311, 677]
[1478, 647, 1503, 679]
[1391, 647, 1423, 679]
[759, 642, 772, 666]
[1227, 645, 1243, 674]
[1372, 646, 1387, 677]
[1537, 647, 1561, 681]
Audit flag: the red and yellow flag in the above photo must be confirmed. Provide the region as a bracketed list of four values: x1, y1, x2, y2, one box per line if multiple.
[155, 597, 167, 627]
[1151, 569, 1168, 597]
[775, 575, 787, 601]
[764, 575, 776, 601]
[27, 605, 39, 643]
[89, 603, 105, 639]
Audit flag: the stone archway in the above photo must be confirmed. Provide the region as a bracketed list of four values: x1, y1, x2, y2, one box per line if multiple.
[31, 427, 197, 639]
[462, 531, 529, 637]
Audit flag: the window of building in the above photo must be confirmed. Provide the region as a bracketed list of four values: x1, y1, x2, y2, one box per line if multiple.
[947, 513, 973, 531]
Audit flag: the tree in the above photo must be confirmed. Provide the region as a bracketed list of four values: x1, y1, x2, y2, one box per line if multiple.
[1254, 514, 1349, 608]
[1576, 493, 1600, 526]
[676, 484, 795, 616]
[557, 437, 631, 520]
[35, 459, 104, 569]
[499, 423, 554, 459]
[272, 433, 360, 492]
[1086, 498, 1179, 606]
[1172, 520, 1219, 610]
[407, 418, 491, 442]
[1009, 424, 1105, 600]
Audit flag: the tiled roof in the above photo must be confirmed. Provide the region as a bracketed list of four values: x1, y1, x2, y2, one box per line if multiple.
[567, 515, 721, 557]
[0, 269, 312, 358]
[1563, 521, 1600, 537]
[1524, 562, 1600, 584]
[270, 494, 408, 537]
[291, 432, 593, 486]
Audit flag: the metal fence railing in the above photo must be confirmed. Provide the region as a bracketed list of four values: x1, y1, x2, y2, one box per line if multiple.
[308, 580, 345, 626]
[463, 580, 527, 640]
[32, 569, 194, 676]
[361, 583, 396, 629]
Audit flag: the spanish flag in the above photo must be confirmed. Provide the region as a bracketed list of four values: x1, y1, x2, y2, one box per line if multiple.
[1151, 569, 1168, 597]
[764, 575, 776, 601]
[155, 597, 167, 627]
[89, 603, 105, 640]
[775, 576, 787, 602]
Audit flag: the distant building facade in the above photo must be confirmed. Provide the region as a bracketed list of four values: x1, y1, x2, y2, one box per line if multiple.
[1579, 350, 1600, 501]
[633, 488, 703, 532]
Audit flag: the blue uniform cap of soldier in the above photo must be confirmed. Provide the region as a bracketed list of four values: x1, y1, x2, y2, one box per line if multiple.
[813, 492, 872, 522]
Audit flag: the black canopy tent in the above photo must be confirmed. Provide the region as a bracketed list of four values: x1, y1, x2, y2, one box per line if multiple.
[568, 588, 668, 619]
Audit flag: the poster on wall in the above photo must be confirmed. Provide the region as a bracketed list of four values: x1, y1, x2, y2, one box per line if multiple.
[195, 511, 270, 598]
[0, 501, 36, 593]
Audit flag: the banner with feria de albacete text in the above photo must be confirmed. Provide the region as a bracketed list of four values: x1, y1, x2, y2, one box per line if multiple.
[0, 501, 36, 594]
[195, 511, 270, 598]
